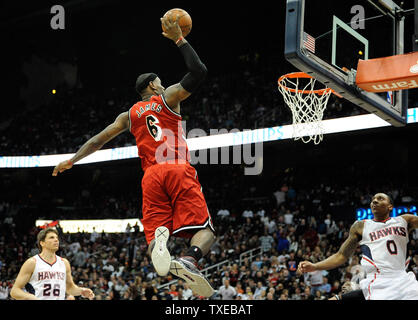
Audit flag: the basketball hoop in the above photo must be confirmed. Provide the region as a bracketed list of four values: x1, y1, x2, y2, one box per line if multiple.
[278, 72, 338, 144]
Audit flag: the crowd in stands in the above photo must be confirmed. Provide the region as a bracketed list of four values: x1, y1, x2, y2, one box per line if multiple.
[1, 1, 417, 303]
[0, 178, 416, 300]
[1, 54, 368, 157]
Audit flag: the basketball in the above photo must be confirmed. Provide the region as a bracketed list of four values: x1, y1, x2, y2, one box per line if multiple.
[162, 8, 192, 37]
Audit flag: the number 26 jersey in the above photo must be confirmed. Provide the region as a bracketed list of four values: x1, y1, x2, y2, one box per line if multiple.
[28, 255, 66, 300]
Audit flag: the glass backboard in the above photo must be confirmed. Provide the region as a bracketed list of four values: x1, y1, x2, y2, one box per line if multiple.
[284, 0, 409, 126]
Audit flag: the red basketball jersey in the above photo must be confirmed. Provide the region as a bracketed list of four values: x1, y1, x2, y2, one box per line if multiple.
[129, 94, 190, 171]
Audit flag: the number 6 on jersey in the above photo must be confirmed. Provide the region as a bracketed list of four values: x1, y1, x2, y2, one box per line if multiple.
[146, 115, 162, 141]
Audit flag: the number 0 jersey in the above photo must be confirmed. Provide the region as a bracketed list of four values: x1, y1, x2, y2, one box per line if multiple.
[359, 216, 409, 274]
[28, 254, 66, 300]
[128, 94, 190, 172]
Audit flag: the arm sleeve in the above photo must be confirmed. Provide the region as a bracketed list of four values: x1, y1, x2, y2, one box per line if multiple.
[178, 42, 208, 92]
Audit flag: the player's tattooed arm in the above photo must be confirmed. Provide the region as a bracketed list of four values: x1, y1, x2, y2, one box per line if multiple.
[298, 220, 364, 273]
[337, 220, 364, 260]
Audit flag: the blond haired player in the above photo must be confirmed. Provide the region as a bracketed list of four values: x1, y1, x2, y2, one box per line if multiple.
[298, 193, 418, 300]
[10, 228, 94, 300]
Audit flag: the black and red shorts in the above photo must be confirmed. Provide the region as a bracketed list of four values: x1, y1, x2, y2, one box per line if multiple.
[141, 163, 214, 244]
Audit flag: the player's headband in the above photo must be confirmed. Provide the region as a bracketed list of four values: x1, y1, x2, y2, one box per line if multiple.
[135, 73, 158, 94]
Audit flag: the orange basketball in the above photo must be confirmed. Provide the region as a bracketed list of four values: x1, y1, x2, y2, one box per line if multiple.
[162, 8, 192, 37]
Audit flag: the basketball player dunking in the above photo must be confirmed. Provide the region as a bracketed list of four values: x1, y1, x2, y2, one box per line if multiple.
[298, 193, 418, 300]
[10, 228, 95, 300]
[52, 15, 216, 297]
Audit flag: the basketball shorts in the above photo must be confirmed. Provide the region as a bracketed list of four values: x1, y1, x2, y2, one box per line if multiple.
[360, 270, 418, 300]
[141, 163, 215, 244]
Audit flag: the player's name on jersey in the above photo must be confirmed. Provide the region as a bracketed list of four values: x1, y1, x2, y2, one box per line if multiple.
[135, 102, 162, 118]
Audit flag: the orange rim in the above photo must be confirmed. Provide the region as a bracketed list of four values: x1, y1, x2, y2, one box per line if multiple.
[278, 72, 337, 96]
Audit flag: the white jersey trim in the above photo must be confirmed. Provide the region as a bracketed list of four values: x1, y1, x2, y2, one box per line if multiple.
[172, 217, 215, 236]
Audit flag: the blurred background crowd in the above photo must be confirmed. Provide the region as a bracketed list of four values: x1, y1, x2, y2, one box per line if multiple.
[1, 0, 417, 301]
[1, 166, 417, 300]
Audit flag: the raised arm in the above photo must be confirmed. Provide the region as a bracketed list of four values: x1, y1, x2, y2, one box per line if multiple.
[52, 111, 129, 176]
[160, 15, 207, 111]
[10, 258, 37, 300]
[298, 220, 364, 273]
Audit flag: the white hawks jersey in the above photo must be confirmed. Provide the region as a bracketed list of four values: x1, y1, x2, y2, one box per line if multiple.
[358, 216, 418, 300]
[27, 254, 66, 300]
[359, 216, 409, 275]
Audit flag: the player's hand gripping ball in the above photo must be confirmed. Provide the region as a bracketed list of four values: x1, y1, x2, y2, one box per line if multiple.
[161, 8, 192, 37]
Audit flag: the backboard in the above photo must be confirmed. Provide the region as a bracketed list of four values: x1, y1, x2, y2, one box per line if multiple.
[284, 0, 410, 126]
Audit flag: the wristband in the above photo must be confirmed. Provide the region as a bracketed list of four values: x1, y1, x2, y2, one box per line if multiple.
[176, 36, 184, 45]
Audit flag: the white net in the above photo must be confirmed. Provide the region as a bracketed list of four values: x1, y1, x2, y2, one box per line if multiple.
[278, 73, 333, 144]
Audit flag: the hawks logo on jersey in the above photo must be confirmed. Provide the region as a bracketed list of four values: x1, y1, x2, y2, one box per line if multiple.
[37, 271, 65, 281]
[369, 225, 407, 241]
[360, 217, 409, 274]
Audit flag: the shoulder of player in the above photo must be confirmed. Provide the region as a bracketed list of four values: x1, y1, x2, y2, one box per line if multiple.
[350, 220, 365, 237]
[399, 214, 418, 228]
[160, 93, 182, 117]
[398, 213, 414, 222]
[115, 111, 130, 122]
[21, 256, 37, 272]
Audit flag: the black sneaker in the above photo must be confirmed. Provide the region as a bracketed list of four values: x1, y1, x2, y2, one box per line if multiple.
[169, 256, 215, 298]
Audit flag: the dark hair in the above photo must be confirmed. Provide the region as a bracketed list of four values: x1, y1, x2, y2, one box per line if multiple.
[386, 194, 394, 205]
[135, 73, 158, 96]
[37, 228, 59, 251]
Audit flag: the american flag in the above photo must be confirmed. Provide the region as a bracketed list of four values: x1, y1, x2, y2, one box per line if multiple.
[303, 32, 316, 53]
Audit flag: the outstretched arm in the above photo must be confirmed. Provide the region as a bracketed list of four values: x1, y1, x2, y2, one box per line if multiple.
[52, 111, 129, 176]
[160, 15, 207, 111]
[298, 220, 363, 273]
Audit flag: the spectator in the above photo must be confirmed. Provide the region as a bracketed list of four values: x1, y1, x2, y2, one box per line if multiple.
[242, 209, 254, 219]
[320, 277, 332, 295]
[0, 281, 9, 300]
[168, 284, 179, 299]
[254, 281, 267, 299]
[182, 283, 194, 300]
[73, 247, 88, 268]
[304, 270, 324, 296]
[218, 279, 237, 300]
[284, 209, 294, 225]
[276, 231, 290, 254]
[217, 209, 230, 219]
